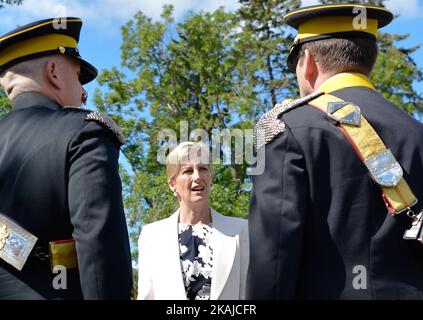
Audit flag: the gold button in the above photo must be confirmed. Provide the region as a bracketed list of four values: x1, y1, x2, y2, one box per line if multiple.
[293, 36, 300, 46]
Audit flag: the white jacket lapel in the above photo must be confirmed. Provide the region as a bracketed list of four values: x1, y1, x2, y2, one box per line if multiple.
[210, 209, 237, 300]
[162, 210, 187, 299]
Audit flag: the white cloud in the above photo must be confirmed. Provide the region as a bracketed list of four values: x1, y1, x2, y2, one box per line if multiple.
[0, 0, 96, 30]
[300, 0, 319, 6]
[0, 0, 241, 34]
[386, 0, 422, 18]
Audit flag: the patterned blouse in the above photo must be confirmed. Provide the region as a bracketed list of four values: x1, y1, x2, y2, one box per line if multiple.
[178, 223, 213, 300]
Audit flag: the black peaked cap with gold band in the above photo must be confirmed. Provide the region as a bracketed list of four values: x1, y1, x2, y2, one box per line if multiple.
[0, 17, 97, 85]
[284, 4, 394, 71]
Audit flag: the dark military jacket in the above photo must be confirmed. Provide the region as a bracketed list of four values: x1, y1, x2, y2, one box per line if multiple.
[0, 92, 132, 300]
[247, 74, 423, 299]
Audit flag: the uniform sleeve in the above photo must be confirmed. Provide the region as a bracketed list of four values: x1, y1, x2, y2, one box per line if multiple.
[246, 127, 307, 299]
[137, 225, 155, 300]
[68, 121, 133, 300]
[239, 220, 249, 300]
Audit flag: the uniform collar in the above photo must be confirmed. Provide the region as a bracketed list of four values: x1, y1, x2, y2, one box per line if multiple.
[317, 72, 375, 93]
[12, 92, 63, 111]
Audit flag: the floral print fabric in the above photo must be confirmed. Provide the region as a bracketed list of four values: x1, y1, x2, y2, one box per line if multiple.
[178, 223, 213, 300]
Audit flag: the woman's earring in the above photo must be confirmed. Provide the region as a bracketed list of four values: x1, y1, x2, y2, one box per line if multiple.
[173, 190, 178, 197]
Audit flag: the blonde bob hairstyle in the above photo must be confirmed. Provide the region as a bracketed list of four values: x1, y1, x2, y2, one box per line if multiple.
[166, 141, 212, 182]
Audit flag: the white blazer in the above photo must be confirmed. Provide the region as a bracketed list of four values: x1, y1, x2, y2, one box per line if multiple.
[137, 208, 249, 300]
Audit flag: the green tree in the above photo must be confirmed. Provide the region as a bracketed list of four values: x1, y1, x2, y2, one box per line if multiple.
[94, 5, 261, 261]
[0, 0, 22, 8]
[373, 32, 423, 114]
[0, 92, 11, 118]
[238, 0, 301, 109]
[0, 0, 25, 117]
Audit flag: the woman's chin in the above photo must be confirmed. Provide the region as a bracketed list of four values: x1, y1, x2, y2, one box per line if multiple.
[184, 195, 209, 204]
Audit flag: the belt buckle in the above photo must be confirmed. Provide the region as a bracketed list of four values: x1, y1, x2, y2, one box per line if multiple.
[49, 238, 78, 270]
[0, 213, 38, 271]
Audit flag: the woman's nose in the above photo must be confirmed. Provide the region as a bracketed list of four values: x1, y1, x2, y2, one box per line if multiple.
[192, 169, 201, 181]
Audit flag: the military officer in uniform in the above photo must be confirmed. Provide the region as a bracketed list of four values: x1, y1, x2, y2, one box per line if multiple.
[0, 17, 132, 299]
[247, 4, 423, 299]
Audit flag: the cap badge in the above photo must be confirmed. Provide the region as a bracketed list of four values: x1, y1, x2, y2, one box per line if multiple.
[327, 101, 361, 126]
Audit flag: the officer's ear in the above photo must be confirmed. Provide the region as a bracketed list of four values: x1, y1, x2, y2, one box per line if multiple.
[302, 49, 318, 82]
[44, 59, 62, 90]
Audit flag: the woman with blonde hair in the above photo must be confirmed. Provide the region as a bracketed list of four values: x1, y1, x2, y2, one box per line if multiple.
[137, 141, 249, 300]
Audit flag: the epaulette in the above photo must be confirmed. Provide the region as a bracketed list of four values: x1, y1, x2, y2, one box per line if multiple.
[64, 106, 125, 145]
[253, 91, 323, 152]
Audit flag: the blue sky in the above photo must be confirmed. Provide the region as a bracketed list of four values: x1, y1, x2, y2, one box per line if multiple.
[0, 0, 422, 109]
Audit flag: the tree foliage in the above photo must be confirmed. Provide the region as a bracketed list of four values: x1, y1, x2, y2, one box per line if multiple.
[0, 0, 22, 8]
[373, 32, 423, 113]
[238, 0, 301, 107]
[0, 0, 23, 117]
[0, 92, 11, 118]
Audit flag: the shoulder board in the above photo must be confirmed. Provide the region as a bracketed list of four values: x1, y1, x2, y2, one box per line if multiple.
[64, 106, 125, 145]
[253, 91, 323, 152]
